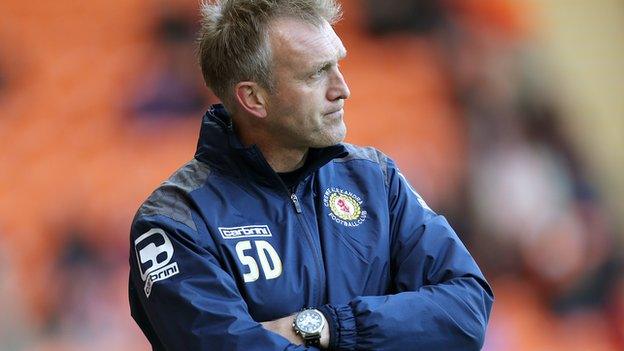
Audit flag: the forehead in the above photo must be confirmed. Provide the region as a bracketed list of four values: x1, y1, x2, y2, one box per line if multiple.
[269, 17, 346, 68]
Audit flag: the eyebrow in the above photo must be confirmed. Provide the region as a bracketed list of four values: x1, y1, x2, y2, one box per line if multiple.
[311, 47, 348, 72]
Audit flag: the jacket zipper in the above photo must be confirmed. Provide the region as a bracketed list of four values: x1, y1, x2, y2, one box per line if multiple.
[249, 144, 338, 308]
[290, 193, 302, 213]
[288, 188, 325, 307]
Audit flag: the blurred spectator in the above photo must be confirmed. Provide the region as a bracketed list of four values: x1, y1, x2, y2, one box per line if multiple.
[363, 0, 445, 34]
[609, 273, 624, 346]
[28, 222, 147, 350]
[433, 5, 623, 349]
[0, 234, 33, 350]
[127, 4, 212, 120]
[45, 229, 105, 336]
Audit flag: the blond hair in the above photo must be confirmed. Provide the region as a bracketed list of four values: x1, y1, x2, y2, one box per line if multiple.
[197, 0, 342, 108]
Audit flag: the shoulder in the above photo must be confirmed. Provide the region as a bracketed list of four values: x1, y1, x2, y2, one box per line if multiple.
[134, 158, 212, 232]
[333, 143, 390, 184]
[335, 143, 387, 164]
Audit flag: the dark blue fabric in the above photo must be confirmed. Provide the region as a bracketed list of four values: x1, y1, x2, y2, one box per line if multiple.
[129, 105, 493, 350]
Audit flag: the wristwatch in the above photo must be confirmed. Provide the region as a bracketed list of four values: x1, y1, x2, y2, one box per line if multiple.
[292, 308, 326, 347]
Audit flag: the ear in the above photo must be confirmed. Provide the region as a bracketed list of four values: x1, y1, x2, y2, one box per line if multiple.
[234, 81, 268, 118]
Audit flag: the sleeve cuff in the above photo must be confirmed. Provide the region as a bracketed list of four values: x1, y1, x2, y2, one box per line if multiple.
[318, 304, 356, 351]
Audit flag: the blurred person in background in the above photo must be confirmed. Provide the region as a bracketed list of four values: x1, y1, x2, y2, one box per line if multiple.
[128, 0, 492, 350]
[127, 3, 212, 120]
[435, 3, 624, 350]
[356, 0, 624, 349]
[0, 233, 33, 350]
[362, 0, 445, 35]
[20, 218, 148, 350]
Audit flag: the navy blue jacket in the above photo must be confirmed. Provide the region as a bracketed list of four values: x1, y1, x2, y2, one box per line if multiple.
[129, 105, 493, 350]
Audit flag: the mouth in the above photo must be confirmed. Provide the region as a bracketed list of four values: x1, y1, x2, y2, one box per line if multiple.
[324, 108, 344, 118]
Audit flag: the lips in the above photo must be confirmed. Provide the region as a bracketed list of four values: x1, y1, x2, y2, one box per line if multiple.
[324, 109, 343, 118]
[324, 106, 344, 116]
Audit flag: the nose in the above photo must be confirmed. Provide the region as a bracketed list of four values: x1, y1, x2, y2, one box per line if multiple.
[327, 68, 350, 102]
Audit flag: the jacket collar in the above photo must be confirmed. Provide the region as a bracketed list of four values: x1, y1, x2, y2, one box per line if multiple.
[194, 104, 348, 189]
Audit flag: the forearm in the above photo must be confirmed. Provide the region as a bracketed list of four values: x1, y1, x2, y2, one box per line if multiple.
[321, 276, 493, 351]
[261, 313, 330, 349]
[130, 217, 316, 351]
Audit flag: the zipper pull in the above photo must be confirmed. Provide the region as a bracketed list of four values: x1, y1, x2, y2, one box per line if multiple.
[290, 193, 303, 213]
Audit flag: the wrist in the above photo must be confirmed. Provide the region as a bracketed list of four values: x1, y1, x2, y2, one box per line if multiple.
[319, 313, 330, 348]
[318, 304, 357, 351]
[292, 308, 329, 348]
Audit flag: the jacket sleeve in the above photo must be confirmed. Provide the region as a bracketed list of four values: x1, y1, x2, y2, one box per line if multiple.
[129, 213, 316, 351]
[319, 158, 494, 351]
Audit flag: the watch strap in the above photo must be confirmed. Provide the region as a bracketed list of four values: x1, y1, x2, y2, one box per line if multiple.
[304, 335, 321, 347]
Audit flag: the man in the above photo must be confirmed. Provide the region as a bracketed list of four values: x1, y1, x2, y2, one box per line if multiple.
[128, 0, 493, 350]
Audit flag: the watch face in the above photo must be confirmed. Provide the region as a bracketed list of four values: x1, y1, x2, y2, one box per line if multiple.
[295, 310, 323, 334]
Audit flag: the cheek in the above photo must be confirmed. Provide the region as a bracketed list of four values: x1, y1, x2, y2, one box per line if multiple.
[289, 82, 325, 104]
[301, 89, 327, 115]
[285, 93, 322, 118]
[271, 84, 326, 126]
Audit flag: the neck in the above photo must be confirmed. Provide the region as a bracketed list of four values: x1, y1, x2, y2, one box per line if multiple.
[233, 118, 308, 173]
[261, 145, 308, 173]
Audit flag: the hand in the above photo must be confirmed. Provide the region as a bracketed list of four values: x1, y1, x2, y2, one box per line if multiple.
[261, 313, 303, 345]
[261, 313, 330, 349]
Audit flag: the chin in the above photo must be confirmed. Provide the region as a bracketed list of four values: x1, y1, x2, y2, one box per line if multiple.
[317, 128, 347, 147]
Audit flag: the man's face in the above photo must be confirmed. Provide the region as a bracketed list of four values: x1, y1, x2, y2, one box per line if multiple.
[265, 17, 350, 149]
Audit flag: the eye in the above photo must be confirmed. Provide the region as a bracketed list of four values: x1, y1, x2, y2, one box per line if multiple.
[309, 68, 324, 79]
[309, 63, 333, 79]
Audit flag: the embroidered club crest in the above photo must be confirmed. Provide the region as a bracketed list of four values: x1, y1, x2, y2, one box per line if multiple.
[323, 187, 367, 227]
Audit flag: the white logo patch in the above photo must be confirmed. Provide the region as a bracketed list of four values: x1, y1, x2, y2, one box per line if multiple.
[323, 187, 368, 227]
[134, 228, 180, 297]
[218, 225, 273, 239]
